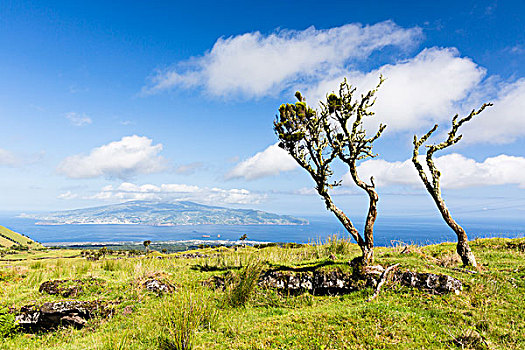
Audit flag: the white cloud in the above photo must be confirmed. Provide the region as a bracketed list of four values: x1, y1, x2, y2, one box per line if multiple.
[303, 48, 525, 143]
[66, 112, 92, 126]
[353, 153, 525, 189]
[305, 47, 486, 132]
[0, 148, 19, 167]
[461, 78, 525, 144]
[143, 21, 422, 97]
[58, 135, 167, 179]
[143, 20, 525, 145]
[58, 191, 78, 200]
[227, 143, 298, 180]
[89, 182, 263, 205]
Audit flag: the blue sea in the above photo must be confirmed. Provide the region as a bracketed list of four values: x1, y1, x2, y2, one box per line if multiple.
[1, 214, 524, 247]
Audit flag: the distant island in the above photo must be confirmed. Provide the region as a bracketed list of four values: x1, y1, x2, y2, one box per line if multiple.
[20, 200, 309, 226]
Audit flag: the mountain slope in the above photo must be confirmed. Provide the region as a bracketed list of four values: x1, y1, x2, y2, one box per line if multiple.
[0, 225, 41, 248]
[23, 201, 308, 226]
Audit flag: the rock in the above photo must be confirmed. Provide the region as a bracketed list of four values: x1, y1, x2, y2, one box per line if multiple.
[258, 267, 462, 296]
[394, 270, 463, 295]
[202, 275, 226, 290]
[142, 278, 175, 295]
[15, 300, 114, 332]
[175, 253, 210, 259]
[259, 269, 368, 295]
[39, 278, 104, 297]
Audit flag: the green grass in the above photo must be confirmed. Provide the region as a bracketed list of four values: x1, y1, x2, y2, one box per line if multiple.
[0, 235, 15, 248]
[0, 238, 524, 349]
[0, 225, 42, 249]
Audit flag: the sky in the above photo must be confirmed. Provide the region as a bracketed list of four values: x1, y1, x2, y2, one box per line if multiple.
[0, 0, 524, 221]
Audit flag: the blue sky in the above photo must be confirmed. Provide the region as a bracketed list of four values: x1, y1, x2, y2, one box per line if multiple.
[0, 0, 524, 221]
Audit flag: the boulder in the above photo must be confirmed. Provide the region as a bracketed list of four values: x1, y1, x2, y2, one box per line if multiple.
[39, 278, 104, 297]
[15, 300, 114, 332]
[142, 278, 175, 295]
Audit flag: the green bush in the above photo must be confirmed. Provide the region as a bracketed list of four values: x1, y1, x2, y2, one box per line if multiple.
[0, 308, 18, 337]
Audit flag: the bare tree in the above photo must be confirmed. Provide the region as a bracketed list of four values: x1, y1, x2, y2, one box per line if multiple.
[412, 103, 492, 268]
[274, 78, 385, 265]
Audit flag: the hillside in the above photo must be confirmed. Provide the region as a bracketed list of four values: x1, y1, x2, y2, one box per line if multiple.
[21, 200, 308, 226]
[0, 225, 41, 248]
[0, 237, 524, 349]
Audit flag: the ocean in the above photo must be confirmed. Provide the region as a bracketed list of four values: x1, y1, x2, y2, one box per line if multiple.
[1, 214, 523, 247]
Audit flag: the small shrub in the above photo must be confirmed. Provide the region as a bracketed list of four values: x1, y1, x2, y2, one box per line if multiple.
[224, 259, 263, 307]
[0, 308, 18, 337]
[325, 234, 351, 255]
[102, 259, 118, 271]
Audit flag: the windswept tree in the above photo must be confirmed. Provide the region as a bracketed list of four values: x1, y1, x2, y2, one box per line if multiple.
[274, 78, 386, 265]
[143, 240, 152, 254]
[412, 103, 492, 268]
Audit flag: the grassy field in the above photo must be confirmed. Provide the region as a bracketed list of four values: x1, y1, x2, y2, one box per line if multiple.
[1, 237, 524, 349]
[0, 225, 42, 249]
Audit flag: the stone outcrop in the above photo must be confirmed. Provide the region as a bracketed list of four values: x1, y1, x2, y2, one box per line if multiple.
[259, 269, 367, 295]
[135, 272, 175, 295]
[15, 300, 114, 332]
[175, 253, 210, 259]
[395, 270, 463, 295]
[39, 278, 104, 297]
[257, 267, 462, 295]
[142, 278, 175, 295]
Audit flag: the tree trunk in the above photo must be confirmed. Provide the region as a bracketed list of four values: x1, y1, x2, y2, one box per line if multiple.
[321, 194, 372, 264]
[348, 166, 378, 264]
[363, 189, 378, 256]
[456, 239, 477, 267]
[435, 197, 477, 268]
[362, 247, 374, 266]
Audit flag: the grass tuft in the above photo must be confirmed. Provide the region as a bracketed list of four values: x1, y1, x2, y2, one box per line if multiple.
[158, 290, 218, 350]
[223, 259, 263, 307]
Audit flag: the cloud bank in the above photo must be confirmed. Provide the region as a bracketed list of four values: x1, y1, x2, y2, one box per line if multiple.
[143, 21, 422, 97]
[58, 135, 167, 179]
[354, 153, 525, 189]
[146, 20, 525, 145]
[88, 182, 263, 205]
[305, 47, 486, 131]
